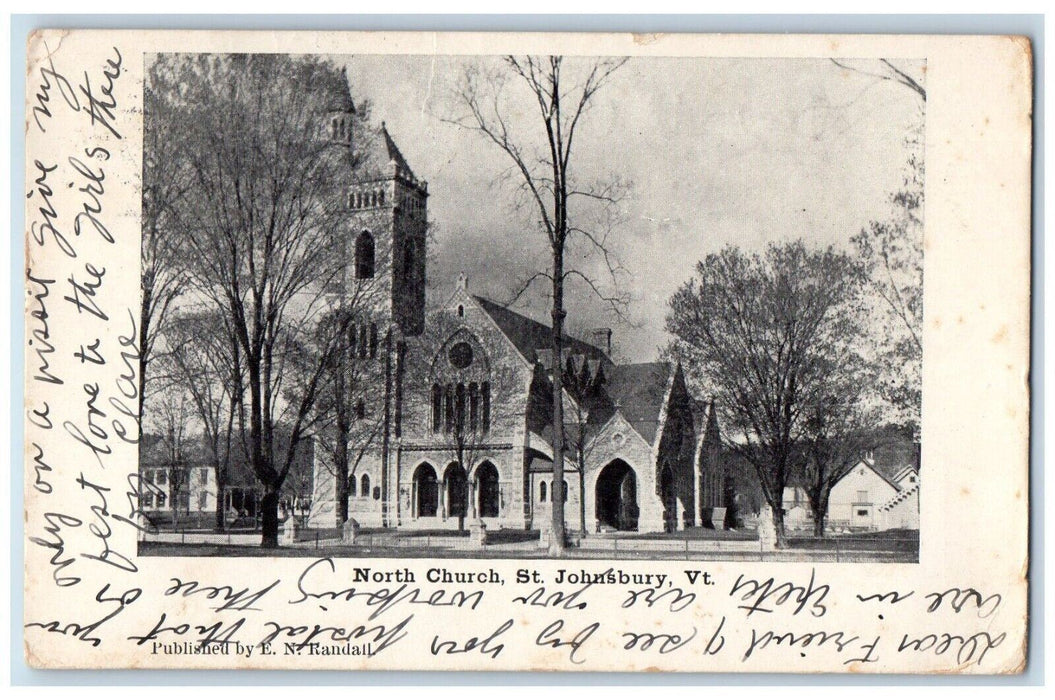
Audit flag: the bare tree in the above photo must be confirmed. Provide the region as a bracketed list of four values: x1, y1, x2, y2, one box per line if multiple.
[165, 311, 244, 531]
[153, 389, 192, 526]
[312, 301, 385, 526]
[832, 58, 925, 437]
[799, 355, 881, 537]
[152, 53, 365, 547]
[445, 56, 630, 554]
[666, 241, 869, 547]
[141, 56, 193, 420]
[560, 355, 604, 535]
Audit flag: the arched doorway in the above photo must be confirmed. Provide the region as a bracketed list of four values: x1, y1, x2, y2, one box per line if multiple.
[475, 462, 500, 518]
[660, 465, 677, 533]
[444, 462, 468, 520]
[596, 460, 638, 531]
[413, 463, 438, 518]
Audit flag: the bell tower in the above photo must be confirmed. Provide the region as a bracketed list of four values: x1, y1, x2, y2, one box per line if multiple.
[345, 122, 427, 337]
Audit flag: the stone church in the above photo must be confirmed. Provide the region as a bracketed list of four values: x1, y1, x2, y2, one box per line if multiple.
[308, 80, 727, 535]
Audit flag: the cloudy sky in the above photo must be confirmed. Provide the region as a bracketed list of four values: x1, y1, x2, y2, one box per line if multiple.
[338, 55, 924, 363]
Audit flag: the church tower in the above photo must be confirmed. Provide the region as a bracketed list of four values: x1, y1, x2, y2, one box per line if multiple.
[344, 122, 428, 337]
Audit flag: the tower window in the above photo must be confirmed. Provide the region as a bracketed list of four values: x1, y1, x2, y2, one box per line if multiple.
[355, 400, 366, 420]
[457, 305, 464, 318]
[357, 324, 368, 358]
[403, 240, 415, 278]
[369, 323, 378, 358]
[355, 231, 374, 279]
[540, 481, 547, 503]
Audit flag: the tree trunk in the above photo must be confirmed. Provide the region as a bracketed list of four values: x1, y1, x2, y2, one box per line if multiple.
[335, 415, 350, 525]
[260, 489, 280, 548]
[812, 511, 826, 538]
[579, 455, 587, 536]
[772, 503, 787, 549]
[550, 250, 567, 556]
[213, 465, 226, 532]
[810, 492, 829, 538]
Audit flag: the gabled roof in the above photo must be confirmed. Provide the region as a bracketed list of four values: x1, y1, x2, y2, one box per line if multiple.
[844, 458, 903, 492]
[471, 296, 609, 365]
[599, 362, 673, 445]
[892, 466, 919, 482]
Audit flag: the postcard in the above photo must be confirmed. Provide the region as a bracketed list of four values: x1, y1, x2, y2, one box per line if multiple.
[23, 30, 1031, 672]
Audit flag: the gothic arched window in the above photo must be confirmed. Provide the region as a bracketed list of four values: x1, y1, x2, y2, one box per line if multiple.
[360, 474, 370, 499]
[540, 480, 547, 503]
[368, 323, 378, 358]
[431, 384, 442, 432]
[455, 383, 466, 433]
[481, 382, 491, 433]
[355, 231, 375, 279]
[349, 476, 357, 498]
[403, 240, 415, 279]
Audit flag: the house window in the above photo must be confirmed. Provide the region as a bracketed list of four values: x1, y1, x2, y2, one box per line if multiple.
[857, 509, 869, 517]
[909, 475, 917, 483]
[201, 468, 209, 484]
[198, 491, 208, 510]
[857, 490, 869, 503]
[355, 231, 375, 279]
[540, 481, 547, 502]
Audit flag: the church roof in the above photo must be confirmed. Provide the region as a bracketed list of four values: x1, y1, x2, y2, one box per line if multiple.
[327, 67, 356, 113]
[381, 123, 414, 178]
[355, 122, 418, 182]
[471, 295, 609, 365]
[597, 362, 673, 444]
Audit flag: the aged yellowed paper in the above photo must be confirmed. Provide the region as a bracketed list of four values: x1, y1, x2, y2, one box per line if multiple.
[23, 31, 1030, 672]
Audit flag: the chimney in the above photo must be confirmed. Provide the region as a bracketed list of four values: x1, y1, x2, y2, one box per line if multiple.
[590, 328, 612, 356]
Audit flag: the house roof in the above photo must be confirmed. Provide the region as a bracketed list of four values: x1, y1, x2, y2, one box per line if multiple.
[471, 295, 609, 365]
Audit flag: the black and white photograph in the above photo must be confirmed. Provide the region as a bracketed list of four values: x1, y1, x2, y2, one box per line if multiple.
[136, 52, 925, 562]
[22, 27, 1032, 675]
